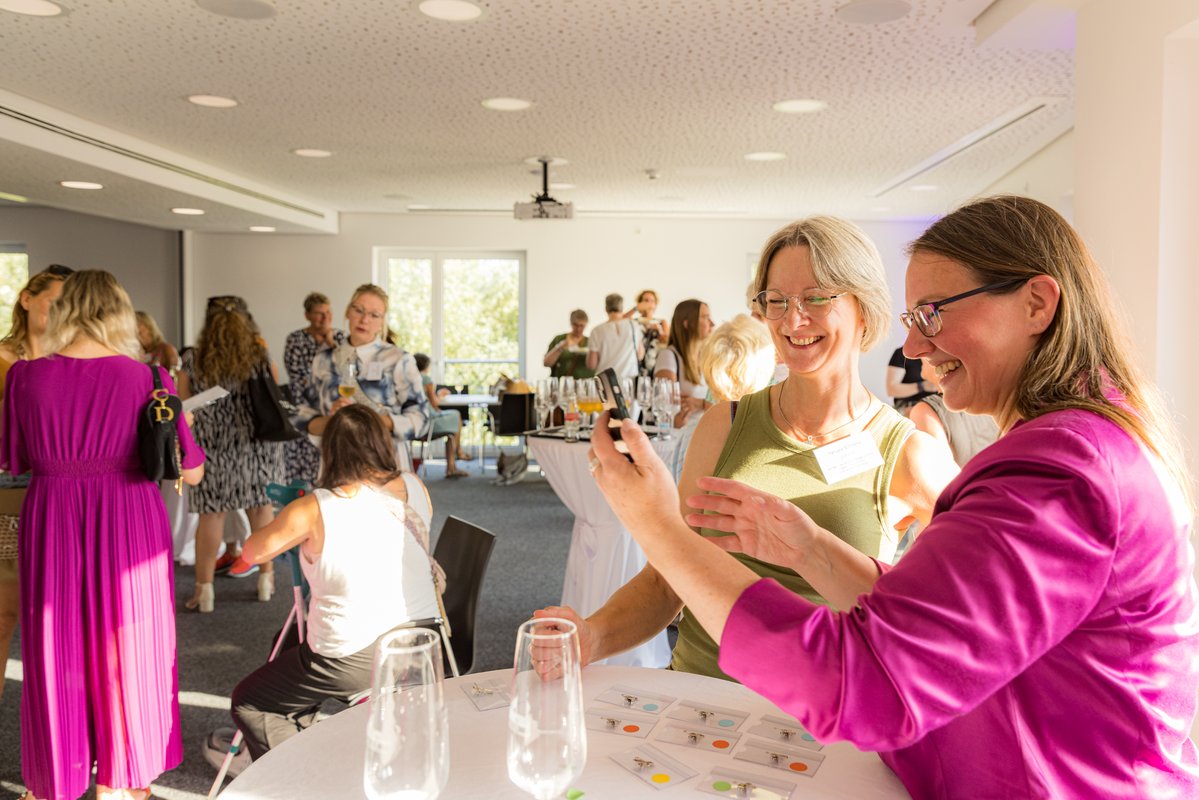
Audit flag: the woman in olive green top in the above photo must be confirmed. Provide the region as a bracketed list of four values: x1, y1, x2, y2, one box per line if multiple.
[543, 308, 595, 379]
[536, 217, 959, 679]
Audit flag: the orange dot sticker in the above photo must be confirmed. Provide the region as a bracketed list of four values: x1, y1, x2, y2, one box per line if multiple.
[789, 762, 808, 772]
[651, 773, 671, 784]
[711, 739, 730, 749]
[623, 724, 640, 733]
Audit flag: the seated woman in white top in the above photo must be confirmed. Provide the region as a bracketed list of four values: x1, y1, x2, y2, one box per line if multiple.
[653, 298, 714, 427]
[228, 404, 441, 761]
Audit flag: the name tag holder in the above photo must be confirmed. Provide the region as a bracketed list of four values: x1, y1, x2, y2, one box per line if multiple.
[811, 431, 883, 484]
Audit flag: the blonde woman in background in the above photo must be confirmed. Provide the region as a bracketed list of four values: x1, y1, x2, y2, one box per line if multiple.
[0, 265, 68, 701]
[135, 309, 180, 374]
[179, 297, 284, 612]
[3, 270, 204, 800]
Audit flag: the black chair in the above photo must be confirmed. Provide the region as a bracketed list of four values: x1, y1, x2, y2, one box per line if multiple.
[433, 516, 496, 675]
[488, 392, 537, 436]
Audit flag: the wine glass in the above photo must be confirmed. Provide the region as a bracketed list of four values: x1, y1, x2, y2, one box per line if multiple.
[636, 376, 654, 428]
[507, 618, 587, 800]
[668, 381, 683, 426]
[535, 379, 553, 431]
[546, 377, 561, 428]
[364, 628, 449, 800]
[652, 377, 672, 440]
[338, 360, 359, 400]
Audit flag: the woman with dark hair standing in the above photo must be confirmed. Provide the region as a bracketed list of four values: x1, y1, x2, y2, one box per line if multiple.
[0, 267, 67, 701]
[227, 404, 441, 760]
[653, 298, 714, 426]
[4, 270, 204, 800]
[282, 292, 344, 484]
[179, 298, 284, 612]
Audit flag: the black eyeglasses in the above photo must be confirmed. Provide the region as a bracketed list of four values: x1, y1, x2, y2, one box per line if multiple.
[900, 278, 1027, 337]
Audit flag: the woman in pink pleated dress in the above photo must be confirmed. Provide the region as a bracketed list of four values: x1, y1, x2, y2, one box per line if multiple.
[2, 271, 205, 800]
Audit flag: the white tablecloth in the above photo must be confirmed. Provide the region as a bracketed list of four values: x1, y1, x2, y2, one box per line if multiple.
[528, 435, 680, 669]
[220, 665, 910, 800]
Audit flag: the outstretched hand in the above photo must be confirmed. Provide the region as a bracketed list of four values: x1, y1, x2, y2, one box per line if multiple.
[685, 476, 822, 574]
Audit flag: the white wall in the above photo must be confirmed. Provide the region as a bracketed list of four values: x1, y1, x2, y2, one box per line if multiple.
[189, 212, 933, 401]
[0, 205, 182, 340]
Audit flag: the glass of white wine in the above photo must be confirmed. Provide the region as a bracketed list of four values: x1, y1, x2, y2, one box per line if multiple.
[363, 628, 449, 800]
[339, 360, 359, 400]
[507, 618, 587, 800]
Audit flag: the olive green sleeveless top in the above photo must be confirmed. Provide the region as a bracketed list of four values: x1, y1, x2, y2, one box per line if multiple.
[670, 385, 913, 680]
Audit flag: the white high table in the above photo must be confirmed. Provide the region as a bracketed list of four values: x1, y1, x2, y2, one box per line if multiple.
[220, 665, 910, 800]
[528, 434, 678, 669]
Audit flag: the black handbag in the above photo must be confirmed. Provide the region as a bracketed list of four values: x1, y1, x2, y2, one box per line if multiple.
[247, 362, 303, 442]
[138, 364, 183, 482]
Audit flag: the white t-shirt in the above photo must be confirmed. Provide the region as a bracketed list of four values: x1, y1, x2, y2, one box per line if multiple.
[588, 318, 641, 379]
[302, 485, 440, 657]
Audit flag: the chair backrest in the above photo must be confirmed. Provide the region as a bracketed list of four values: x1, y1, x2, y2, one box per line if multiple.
[432, 516, 496, 674]
[493, 392, 536, 436]
[400, 472, 433, 530]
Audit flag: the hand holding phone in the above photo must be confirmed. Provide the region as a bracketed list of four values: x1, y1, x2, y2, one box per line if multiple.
[596, 368, 634, 462]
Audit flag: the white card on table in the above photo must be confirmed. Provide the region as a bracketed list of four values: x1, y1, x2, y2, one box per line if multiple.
[696, 766, 797, 800]
[734, 737, 825, 778]
[595, 684, 675, 715]
[746, 715, 823, 751]
[460, 677, 510, 711]
[609, 743, 697, 790]
[664, 700, 749, 731]
[365, 361, 384, 381]
[653, 721, 740, 753]
[812, 430, 883, 484]
[585, 707, 657, 738]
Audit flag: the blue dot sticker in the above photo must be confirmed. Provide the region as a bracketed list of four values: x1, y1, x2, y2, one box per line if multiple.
[801, 732, 816, 741]
[643, 703, 659, 711]
[717, 718, 735, 727]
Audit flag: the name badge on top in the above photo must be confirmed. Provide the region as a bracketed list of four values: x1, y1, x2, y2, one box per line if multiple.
[812, 431, 884, 485]
[365, 361, 384, 381]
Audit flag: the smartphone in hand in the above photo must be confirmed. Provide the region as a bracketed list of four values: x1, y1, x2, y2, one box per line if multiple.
[596, 368, 634, 461]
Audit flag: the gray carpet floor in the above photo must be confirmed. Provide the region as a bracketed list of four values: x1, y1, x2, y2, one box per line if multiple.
[0, 456, 575, 799]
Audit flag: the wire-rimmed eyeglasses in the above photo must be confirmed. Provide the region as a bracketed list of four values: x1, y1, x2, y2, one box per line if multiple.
[754, 288, 846, 320]
[900, 278, 1027, 337]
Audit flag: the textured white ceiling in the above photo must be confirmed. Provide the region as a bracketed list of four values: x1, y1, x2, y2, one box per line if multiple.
[0, 0, 1075, 231]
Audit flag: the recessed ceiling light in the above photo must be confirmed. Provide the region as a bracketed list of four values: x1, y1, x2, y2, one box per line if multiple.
[249, 226, 275, 232]
[417, 0, 483, 22]
[523, 156, 568, 167]
[909, 184, 937, 192]
[744, 152, 786, 162]
[187, 94, 239, 108]
[482, 97, 532, 112]
[834, 0, 911, 25]
[772, 99, 827, 114]
[0, 0, 63, 16]
[59, 180, 103, 190]
[549, 183, 575, 190]
[292, 148, 332, 158]
[171, 207, 205, 215]
[194, 0, 276, 20]
[407, 204, 431, 211]
[0, 191, 29, 203]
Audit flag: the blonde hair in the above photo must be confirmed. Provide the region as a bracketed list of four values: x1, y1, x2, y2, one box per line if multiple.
[911, 195, 1194, 513]
[752, 216, 891, 351]
[195, 299, 265, 386]
[1, 270, 67, 358]
[700, 314, 776, 403]
[347, 283, 396, 345]
[44, 270, 140, 358]
[135, 310, 164, 350]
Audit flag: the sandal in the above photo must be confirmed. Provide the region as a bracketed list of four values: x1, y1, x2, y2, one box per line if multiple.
[184, 583, 214, 613]
[445, 469, 470, 479]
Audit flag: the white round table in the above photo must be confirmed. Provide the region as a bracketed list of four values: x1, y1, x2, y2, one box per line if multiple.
[220, 665, 910, 799]
[527, 434, 679, 668]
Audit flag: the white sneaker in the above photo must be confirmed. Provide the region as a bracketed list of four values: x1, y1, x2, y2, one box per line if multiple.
[203, 727, 251, 777]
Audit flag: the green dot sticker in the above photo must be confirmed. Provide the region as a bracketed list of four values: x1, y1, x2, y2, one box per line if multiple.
[712, 780, 733, 791]
[651, 773, 671, 784]
[566, 790, 585, 800]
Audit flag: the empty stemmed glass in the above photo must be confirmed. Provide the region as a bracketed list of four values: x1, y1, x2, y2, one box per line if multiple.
[508, 618, 587, 800]
[535, 379, 555, 431]
[652, 377, 673, 440]
[636, 376, 654, 429]
[545, 377, 561, 428]
[363, 628, 449, 800]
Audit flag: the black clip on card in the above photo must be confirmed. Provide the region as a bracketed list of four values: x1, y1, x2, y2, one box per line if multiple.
[597, 368, 634, 462]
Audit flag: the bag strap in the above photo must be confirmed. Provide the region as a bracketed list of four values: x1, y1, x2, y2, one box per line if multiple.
[375, 486, 452, 635]
[149, 362, 164, 394]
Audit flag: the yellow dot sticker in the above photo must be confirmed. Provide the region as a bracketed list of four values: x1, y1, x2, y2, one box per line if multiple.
[650, 773, 671, 784]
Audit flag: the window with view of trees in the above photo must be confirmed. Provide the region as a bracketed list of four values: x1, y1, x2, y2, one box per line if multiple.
[0, 249, 30, 339]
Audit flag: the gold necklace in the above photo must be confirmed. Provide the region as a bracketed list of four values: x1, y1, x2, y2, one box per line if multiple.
[777, 378, 875, 445]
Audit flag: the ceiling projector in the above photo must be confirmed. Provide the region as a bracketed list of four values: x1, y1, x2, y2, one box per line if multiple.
[515, 156, 573, 220]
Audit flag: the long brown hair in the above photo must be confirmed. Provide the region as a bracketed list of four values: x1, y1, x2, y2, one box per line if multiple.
[194, 298, 265, 386]
[1, 270, 67, 358]
[665, 299, 706, 385]
[317, 404, 402, 490]
[910, 195, 1194, 512]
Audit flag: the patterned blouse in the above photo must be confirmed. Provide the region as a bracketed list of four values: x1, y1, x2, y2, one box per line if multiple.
[283, 327, 345, 406]
[300, 339, 429, 440]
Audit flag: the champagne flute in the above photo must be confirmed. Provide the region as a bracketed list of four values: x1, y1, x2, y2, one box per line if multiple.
[338, 360, 359, 400]
[535, 379, 552, 431]
[636, 376, 654, 428]
[546, 377, 561, 428]
[364, 628, 449, 800]
[652, 377, 672, 440]
[508, 618, 587, 800]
